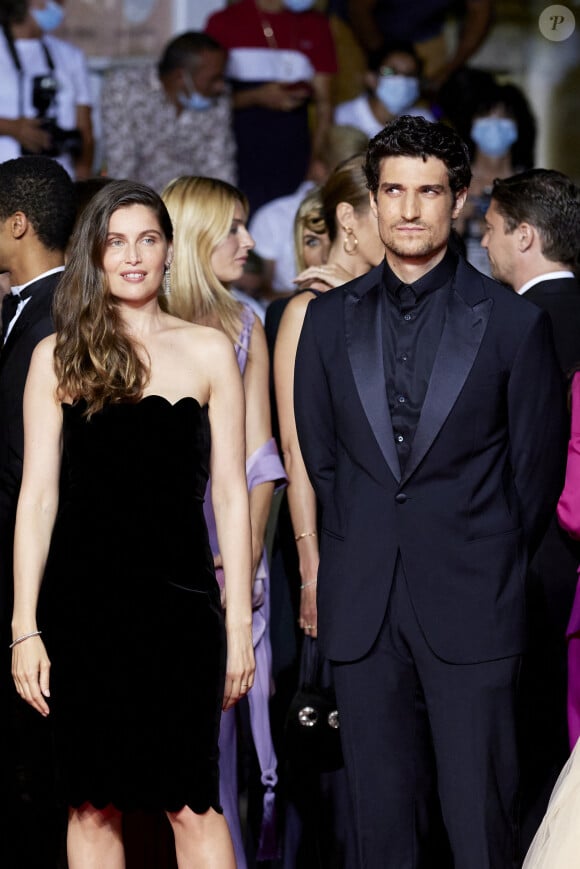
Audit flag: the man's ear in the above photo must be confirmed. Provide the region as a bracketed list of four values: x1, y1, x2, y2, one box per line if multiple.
[10, 211, 28, 240]
[517, 222, 534, 253]
[451, 188, 468, 219]
[369, 189, 378, 218]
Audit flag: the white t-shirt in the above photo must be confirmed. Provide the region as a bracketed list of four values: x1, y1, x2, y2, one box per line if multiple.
[0, 32, 92, 176]
[334, 94, 435, 139]
[249, 181, 315, 293]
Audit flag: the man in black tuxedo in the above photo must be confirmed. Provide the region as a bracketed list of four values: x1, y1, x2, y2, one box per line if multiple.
[483, 169, 580, 847]
[0, 155, 75, 866]
[483, 169, 580, 375]
[294, 117, 568, 868]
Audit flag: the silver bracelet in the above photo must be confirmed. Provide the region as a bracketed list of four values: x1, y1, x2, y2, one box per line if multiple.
[300, 580, 317, 590]
[9, 630, 42, 649]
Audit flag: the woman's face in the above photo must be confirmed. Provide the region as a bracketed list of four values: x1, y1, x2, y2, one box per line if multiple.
[102, 204, 171, 305]
[302, 227, 330, 268]
[210, 200, 254, 284]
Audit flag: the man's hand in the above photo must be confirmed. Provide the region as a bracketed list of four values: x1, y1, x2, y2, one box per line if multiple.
[11, 117, 52, 153]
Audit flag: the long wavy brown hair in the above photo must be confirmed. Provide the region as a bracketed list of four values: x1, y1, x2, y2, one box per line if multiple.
[53, 181, 173, 416]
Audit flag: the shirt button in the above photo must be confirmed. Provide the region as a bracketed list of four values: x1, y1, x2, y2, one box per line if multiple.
[396, 434, 404, 443]
[395, 493, 407, 504]
[403, 313, 413, 321]
[397, 395, 406, 404]
[400, 353, 408, 362]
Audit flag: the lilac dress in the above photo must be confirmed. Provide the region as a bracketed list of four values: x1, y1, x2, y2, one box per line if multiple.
[203, 304, 286, 865]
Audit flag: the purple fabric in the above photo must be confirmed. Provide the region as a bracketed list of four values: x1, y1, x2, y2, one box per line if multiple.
[557, 373, 580, 747]
[203, 304, 286, 864]
[557, 372, 580, 541]
[567, 571, 580, 748]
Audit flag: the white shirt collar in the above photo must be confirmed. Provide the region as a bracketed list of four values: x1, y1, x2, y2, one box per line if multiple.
[10, 266, 65, 295]
[517, 271, 575, 295]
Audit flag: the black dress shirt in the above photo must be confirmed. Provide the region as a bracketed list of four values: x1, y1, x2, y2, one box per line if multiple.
[381, 249, 458, 472]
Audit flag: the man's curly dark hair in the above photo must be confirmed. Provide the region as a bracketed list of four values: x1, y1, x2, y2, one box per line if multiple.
[0, 156, 76, 252]
[364, 115, 472, 203]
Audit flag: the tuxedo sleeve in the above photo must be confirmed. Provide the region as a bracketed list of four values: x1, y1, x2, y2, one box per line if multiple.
[508, 309, 568, 554]
[294, 302, 336, 511]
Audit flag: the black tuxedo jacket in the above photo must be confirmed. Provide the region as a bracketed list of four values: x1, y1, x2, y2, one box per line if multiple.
[525, 276, 580, 375]
[0, 272, 61, 632]
[295, 257, 568, 664]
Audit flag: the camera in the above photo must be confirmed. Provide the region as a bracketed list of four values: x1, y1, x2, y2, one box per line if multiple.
[21, 73, 82, 158]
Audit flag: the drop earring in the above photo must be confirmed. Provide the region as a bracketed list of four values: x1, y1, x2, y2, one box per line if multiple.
[343, 226, 359, 256]
[162, 264, 171, 295]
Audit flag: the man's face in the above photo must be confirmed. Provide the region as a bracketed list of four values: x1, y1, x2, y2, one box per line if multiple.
[481, 199, 518, 285]
[370, 156, 466, 267]
[190, 49, 227, 98]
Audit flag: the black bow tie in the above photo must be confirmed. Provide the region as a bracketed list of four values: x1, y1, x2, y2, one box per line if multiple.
[1, 285, 33, 340]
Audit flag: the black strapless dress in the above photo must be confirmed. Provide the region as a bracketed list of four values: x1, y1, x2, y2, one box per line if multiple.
[39, 396, 226, 813]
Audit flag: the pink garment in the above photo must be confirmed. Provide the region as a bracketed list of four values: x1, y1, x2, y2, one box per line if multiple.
[556, 372, 580, 747]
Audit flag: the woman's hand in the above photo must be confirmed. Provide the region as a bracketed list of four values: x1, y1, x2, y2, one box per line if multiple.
[12, 635, 51, 717]
[298, 582, 318, 638]
[223, 624, 255, 711]
[293, 262, 353, 291]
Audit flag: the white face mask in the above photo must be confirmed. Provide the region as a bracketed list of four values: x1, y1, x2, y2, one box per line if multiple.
[470, 117, 518, 157]
[284, 0, 316, 10]
[31, 0, 65, 32]
[178, 73, 214, 112]
[375, 75, 420, 115]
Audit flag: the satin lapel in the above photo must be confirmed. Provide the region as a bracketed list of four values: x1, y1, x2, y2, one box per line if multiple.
[401, 290, 493, 484]
[345, 283, 401, 483]
[0, 278, 55, 367]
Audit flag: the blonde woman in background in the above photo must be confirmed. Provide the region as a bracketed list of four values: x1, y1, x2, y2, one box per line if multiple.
[293, 187, 331, 274]
[162, 176, 285, 868]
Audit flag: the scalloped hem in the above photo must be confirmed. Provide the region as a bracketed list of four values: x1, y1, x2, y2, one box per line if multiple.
[67, 797, 224, 816]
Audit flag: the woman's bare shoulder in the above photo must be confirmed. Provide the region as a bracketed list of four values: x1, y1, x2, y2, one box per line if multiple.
[163, 314, 234, 361]
[33, 332, 57, 358]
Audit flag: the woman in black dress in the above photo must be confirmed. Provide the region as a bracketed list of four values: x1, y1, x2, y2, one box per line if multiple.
[10, 181, 255, 868]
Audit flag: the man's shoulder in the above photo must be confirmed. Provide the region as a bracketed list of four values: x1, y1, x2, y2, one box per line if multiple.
[307, 265, 383, 315]
[251, 183, 313, 230]
[526, 276, 580, 299]
[44, 35, 86, 64]
[206, 0, 247, 33]
[456, 258, 541, 316]
[104, 63, 156, 92]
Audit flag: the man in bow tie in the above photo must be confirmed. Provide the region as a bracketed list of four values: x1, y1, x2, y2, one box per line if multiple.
[0, 154, 75, 865]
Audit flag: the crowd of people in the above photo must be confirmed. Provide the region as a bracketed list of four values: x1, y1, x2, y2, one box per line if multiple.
[1, 2, 580, 869]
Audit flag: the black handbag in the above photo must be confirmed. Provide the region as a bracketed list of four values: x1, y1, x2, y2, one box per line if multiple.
[285, 636, 344, 773]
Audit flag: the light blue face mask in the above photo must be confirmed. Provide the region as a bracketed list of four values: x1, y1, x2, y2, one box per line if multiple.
[178, 75, 214, 112]
[284, 0, 316, 11]
[31, 0, 65, 33]
[470, 117, 518, 158]
[375, 75, 420, 115]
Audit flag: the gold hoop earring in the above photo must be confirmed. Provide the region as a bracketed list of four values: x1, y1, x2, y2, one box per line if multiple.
[343, 227, 359, 256]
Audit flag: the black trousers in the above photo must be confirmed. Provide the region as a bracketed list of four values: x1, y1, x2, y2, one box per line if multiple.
[332, 559, 521, 869]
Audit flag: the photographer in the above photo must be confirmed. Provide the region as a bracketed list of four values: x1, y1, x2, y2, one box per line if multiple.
[0, 0, 94, 179]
